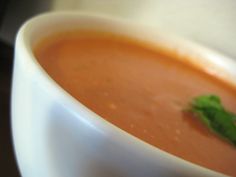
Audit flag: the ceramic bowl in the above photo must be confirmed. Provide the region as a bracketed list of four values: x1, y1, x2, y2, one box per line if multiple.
[12, 12, 236, 177]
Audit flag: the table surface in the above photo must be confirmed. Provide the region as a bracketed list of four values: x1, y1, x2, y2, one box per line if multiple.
[0, 40, 20, 176]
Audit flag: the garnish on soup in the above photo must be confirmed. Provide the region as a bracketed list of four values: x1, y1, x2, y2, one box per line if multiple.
[188, 95, 236, 146]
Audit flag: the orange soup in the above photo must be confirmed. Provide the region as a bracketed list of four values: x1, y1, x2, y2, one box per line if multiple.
[34, 31, 236, 176]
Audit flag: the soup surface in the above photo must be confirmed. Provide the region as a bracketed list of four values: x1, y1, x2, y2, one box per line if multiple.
[34, 31, 236, 176]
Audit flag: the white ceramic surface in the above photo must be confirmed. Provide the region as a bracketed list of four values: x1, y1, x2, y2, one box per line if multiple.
[12, 12, 236, 177]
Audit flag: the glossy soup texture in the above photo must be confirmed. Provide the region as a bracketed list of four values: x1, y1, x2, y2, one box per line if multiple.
[34, 31, 236, 176]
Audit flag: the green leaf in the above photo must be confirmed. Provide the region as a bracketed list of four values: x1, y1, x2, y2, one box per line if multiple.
[189, 95, 236, 146]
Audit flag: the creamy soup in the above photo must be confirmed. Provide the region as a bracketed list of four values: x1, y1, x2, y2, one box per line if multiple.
[34, 31, 236, 176]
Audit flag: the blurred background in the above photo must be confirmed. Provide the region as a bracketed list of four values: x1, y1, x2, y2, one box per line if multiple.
[0, 0, 235, 176]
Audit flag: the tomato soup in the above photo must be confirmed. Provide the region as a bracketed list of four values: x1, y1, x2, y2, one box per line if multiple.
[34, 31, 236, 176]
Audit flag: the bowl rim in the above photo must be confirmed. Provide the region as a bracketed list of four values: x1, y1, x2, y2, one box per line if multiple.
[15, 11, 236, 177]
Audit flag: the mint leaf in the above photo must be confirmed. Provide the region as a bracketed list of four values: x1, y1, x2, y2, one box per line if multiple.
[189, 95, 236, 146]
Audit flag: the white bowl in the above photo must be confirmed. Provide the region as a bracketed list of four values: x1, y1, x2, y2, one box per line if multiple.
[12, 12, 236, 177]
